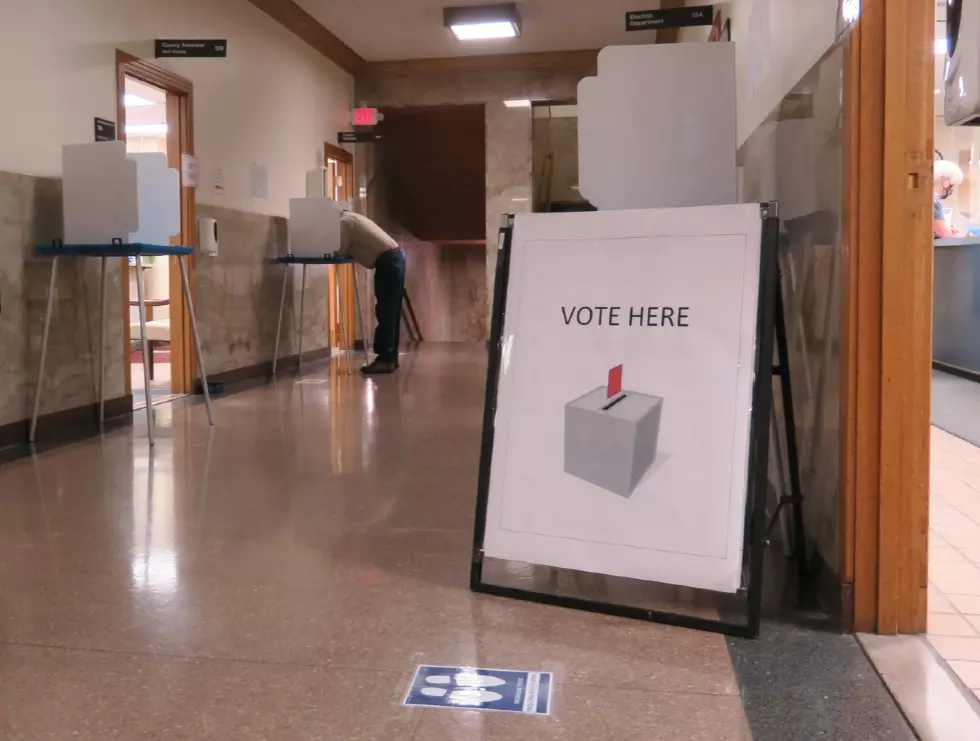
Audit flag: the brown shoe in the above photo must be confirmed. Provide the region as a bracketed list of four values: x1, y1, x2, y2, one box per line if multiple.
[360, 359, 398, 375]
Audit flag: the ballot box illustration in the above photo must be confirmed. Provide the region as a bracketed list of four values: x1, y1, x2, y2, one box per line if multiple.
[563, 365, 663, 497]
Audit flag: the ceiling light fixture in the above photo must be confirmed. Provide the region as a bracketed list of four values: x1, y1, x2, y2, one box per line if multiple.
[936, 38, 949, 55]
[444, 3, 521, 41]
[504, 99, 531, 107]
[124, 94, 155, 107]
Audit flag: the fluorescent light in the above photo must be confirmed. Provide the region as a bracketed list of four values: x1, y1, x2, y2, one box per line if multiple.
[450, 21, 519, 40]
[936, 38, 949, 55]
[126, 123, 168, 135]
[124, 94, 154, 107]
[444, 4, 521, 41]
[504, 99, 531, 107]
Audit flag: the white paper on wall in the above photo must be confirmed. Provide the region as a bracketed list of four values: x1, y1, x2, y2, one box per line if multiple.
[249, 163, 269, 200]
[181, 154, 199, 188]
[748, 0, 772, 95]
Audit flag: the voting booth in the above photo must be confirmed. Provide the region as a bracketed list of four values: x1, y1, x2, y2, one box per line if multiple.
[467, 42, 805, 638]
[471, 204, 781, 637]
[272, 197, 367, 376]
[32, 142, 213, 445]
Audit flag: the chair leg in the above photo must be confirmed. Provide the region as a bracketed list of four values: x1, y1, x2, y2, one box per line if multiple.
[148, 340, 155, 381]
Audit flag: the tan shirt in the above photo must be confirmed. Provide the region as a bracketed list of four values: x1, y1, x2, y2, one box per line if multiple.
[339, 211, 399, 268]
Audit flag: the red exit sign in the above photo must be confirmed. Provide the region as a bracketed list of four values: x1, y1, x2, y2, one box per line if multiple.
[352, 108, 379, 126]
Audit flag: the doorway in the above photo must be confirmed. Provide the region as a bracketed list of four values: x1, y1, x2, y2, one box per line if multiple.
[123, 77, 178, 409]
[323, 142, 354, 349]
[376, 105, 489, 343]
[116, 52, 196, 409]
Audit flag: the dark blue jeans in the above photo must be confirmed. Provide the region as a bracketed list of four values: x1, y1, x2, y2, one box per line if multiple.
[373, 249, 406, 361]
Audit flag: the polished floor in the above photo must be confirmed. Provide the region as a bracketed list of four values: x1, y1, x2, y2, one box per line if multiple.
[857, 426, 980, 741]
[929, 427, 980, 700]
[131, 361, 185, 411]
[0, 345, 913, 739]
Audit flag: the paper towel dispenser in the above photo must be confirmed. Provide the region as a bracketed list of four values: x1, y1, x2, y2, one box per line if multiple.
[199, 217, 219, 256]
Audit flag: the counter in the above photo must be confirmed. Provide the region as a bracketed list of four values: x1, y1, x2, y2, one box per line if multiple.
[934, 237, 980, 379]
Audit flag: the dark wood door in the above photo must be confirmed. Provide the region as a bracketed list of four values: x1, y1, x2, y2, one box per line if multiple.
[379, 105, 486, 241]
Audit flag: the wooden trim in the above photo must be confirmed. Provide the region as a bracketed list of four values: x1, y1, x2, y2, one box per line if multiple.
[116, 50, 192, 93]
[851, 4, 887, 634]
[324, 141, 353, 164]
[844, 0, 932, 635]
[361, 49, 599, 76]
[246, 0, 363, 73]
[839, 27, 862, 630]
[0, 396, 133, 450]
[206, 348, 333, 387]
[877, 0, 933, 635]
[116, 54, 132, 396]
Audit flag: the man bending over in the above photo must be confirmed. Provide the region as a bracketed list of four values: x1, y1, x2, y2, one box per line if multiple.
[338, 210, 406, 375]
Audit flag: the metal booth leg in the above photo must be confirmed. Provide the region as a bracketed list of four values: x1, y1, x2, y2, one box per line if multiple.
[338, 267, 352, 376]
[298, 264, 307, 374]
[135, 256, 155, 446]
[179, 256, 214, 426]
[352, 264, 369, 364]
[29, 256, 60, 443]
[272, 264, 288, 377]
[98, 256, 107, 426]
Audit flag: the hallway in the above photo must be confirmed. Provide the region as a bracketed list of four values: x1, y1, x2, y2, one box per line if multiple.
[0, 346, 912, 739]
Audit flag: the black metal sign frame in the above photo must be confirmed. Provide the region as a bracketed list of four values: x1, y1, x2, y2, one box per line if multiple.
[470, 205, 782, 638]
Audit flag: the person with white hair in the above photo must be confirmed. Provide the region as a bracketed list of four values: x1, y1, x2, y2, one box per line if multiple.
[934, 159, 965, 239]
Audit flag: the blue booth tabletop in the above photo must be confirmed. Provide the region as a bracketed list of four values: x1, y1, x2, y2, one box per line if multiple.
[275, 254, 354, 265]
[36, 243, 194, 257]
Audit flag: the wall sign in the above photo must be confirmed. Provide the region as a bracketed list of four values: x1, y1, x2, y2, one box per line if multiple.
[404, 666, 553, 715]
[155, 39, 228, 58]
[338, 131, 382, 144]
[351, 107, 381, 126]
[626, 5, 713, 31]
[94, 118, 116, 142]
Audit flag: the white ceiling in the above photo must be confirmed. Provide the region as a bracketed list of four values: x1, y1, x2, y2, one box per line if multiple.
[294, 0, 666, 61]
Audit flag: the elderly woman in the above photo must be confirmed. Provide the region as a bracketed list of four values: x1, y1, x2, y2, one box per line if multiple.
[934, 160, 965, 239]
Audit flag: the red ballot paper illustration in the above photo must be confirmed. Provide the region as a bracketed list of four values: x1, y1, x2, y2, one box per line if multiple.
[564, 365, 663, 497]
[607, 364, 623, 398]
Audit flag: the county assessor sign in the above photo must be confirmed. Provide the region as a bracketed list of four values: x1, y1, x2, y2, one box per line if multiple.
[480, 205, 764, 594]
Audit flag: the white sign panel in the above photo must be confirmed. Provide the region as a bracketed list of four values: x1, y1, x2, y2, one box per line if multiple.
[181, 154, 199, 188]
[483, 205, 764, 594]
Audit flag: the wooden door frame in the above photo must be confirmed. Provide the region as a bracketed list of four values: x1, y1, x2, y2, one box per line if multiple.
[324, 143, 356, 349]
[116, 50, 197, 396]
[840, 0, 933, 634]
